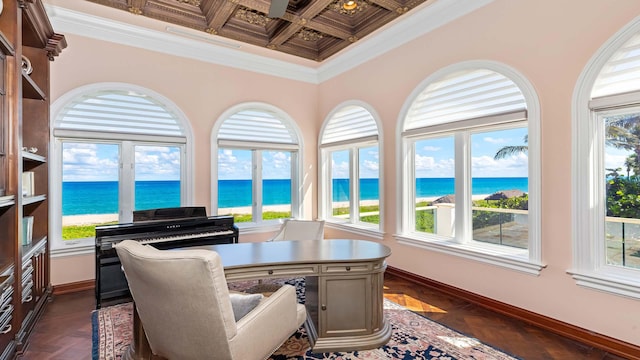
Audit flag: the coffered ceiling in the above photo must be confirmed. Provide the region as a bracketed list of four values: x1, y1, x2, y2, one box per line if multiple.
[85, 0, 430, 61]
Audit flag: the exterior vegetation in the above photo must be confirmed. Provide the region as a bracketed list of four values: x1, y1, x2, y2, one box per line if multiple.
[62, 222, 118, 240]
[606, 114, 640, 219]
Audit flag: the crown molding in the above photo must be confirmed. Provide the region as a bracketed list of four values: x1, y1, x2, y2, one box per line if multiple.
[44, 0, 493, 84]
[317, 0, 494, 82]
[44, 4, 321, 83]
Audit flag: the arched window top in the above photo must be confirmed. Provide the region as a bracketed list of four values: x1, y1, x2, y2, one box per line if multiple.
[218, 108, 299, 145]
[320, 105, 378, 146]
[403, 68, 526, 132]
[592, 32, 640, 98]
[54, 89, 186, 137]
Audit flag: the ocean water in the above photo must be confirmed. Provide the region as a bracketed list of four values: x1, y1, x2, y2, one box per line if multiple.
[62, 177, 528, 215]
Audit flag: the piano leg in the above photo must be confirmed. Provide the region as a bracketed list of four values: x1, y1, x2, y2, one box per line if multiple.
[122, 303, 154, 360]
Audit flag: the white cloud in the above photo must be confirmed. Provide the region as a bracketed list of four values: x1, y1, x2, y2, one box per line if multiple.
[605, 152, 629, 172]
[472, 153, 528, 177]
[218, 149, 251, 179]
[332, 159, 349, 178]
[415, 155, 454, 177]
[134, 147, 181, 180]
[263, 151, 291, 179]
[360, 160, 379, 178]
[62, 143, 119, 181]
[483, 136, 509, 144]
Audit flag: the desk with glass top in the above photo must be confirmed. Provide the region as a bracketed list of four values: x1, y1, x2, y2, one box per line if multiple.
[123, 239, 392, 359]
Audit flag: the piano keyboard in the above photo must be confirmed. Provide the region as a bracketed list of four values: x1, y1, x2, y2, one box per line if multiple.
[138, 229, 235, 245]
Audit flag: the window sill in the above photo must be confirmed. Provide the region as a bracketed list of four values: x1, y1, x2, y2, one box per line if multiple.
[325, 221, 384, 240]
[394, 233, 545, 276]
[236, 221, 282, 235]
[51, 242, 95, 257]
[567, 269, 640, 300]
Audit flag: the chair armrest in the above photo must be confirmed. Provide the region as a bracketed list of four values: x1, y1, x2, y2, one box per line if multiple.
[230, 285, 304, 359]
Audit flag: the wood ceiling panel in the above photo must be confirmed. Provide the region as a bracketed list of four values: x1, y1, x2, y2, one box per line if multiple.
[86, 0, 431, 61]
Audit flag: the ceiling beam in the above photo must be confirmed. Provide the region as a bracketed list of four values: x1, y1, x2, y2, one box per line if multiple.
[367, 0, 402, 12]
[305, 21, 351, 40]
[203, 0, 239, 33]
[269, 0, 335, 46]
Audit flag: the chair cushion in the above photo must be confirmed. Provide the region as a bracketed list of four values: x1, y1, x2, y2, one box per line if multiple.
[229, 293, 263, 321]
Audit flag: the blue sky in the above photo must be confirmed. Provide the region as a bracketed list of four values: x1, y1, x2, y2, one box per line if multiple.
[217, 149, 292, 180]
[412, 127, 529, 178]
[62, 143, 181, 181]
[63, 128, 532, 182]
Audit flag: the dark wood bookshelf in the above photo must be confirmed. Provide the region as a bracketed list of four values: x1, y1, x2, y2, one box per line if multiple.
[0, 1, 66, 358]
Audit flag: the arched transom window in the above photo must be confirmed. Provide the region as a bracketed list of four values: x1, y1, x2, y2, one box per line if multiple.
[573, 24, 640, 299]
[319, 103, 383, 235]
[398, 62, 542, 275]
[212, 104, 302, 227]
[51, 85, 191, 252]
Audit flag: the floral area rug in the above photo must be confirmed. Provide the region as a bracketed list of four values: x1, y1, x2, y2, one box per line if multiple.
[92, 278, 520, 360]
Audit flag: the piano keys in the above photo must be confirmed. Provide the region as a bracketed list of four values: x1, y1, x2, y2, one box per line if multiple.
[94, 214, 238, 308]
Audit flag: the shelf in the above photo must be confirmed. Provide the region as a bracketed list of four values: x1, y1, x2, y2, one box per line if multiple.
[22, 195, 46, 206]
[21, 237, 46, 263]
[0, 31, 15, 57]
[0, 196, 15, 209]
[21, 72, 45, 101]
[21, 152, 46, 163]
[0, 264, 12, 279]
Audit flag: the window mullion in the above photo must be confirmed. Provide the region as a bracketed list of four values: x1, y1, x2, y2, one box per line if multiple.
[253, 150, 263, 222]
[406, 139, 417, 233]
[120, 141, 134, 224]
[351, 148, 359, 223]
[454, 132, 471, 244]
[290, 151, 300, 219]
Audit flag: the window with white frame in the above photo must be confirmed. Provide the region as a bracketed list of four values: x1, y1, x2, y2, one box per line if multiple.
[319, 103, 382, 234]
[572, 25, 640, 299]
[397, 63, 542, 275]
[50, 86, 191, 253]
[212, 104, 301, 226]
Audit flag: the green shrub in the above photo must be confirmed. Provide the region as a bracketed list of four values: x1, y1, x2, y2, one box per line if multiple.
[607, 176, 640, 218]
[62, 222, 118, 240]
[416, 210, 434, 232]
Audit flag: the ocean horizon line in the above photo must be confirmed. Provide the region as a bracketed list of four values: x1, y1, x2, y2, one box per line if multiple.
[62, 177, 528, 216]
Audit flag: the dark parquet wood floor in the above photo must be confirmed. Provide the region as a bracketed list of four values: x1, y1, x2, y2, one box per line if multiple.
[16, 273, 629, 360]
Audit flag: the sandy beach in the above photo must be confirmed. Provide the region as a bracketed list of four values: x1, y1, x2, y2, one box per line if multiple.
[61, 196, 491, 226]
[61, 204, 295, 226]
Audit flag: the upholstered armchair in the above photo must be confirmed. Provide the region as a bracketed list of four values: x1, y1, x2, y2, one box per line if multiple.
[269, 219, 325, 241]
[114, 240, 306, 360]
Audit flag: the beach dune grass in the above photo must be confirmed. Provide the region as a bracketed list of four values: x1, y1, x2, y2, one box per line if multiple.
[62, 222, 118, 240]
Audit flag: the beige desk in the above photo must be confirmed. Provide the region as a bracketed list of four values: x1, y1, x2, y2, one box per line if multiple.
[124, 239, 392, 359]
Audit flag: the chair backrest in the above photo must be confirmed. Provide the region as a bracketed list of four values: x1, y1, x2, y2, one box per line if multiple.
[271, 219, 325, 241]
[114, 240, 237, 360]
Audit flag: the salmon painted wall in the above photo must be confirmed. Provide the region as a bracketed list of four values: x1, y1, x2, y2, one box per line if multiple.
[319, 0, 640, 347]
[49, 34, 319, 283]
[48, 0, 640, 346]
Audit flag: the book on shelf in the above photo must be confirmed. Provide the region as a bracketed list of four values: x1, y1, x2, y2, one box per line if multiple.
[22, 172, 34, 197]
[22, 216, 33, 246]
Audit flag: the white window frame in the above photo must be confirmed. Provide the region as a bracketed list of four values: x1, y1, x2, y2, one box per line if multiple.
[571, 17, 640, 299]
[395, 61, 543, 275]
[49, 83, 194, 256]
[319, 101, 384, 239]
[211, 102, 303, 232]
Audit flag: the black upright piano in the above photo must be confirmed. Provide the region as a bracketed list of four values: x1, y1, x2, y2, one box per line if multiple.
[94, 207, 238, 308]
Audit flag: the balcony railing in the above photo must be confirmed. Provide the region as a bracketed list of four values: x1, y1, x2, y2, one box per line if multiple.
[414, 204, 529, 249]
[605, 216, 640, 269]
[471, 206, 528, 249]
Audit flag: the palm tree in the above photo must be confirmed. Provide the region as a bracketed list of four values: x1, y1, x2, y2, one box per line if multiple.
[493, 114, 640, 161]
[494, 135, 528, 160]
